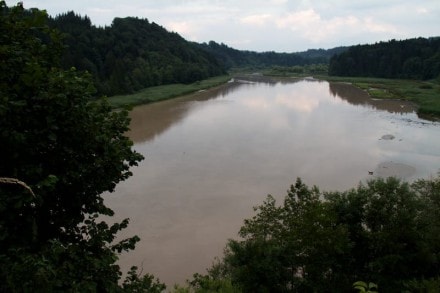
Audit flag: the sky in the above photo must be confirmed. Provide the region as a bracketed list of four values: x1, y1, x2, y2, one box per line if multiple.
[6, 0, 440, 53]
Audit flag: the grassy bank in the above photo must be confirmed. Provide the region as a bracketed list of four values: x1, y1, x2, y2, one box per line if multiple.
[317, 75, 440, 119]
[108, 75, 231, 108]
[261, 65, 439, 119]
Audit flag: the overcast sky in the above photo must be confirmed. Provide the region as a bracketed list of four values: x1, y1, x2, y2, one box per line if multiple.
[6, 0, 440, 52]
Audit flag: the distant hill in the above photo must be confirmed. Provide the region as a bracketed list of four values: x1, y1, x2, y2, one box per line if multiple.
[296, 47, 348, 60]
[49, 11, 349, 97]
[49, 12, 226, 96]
[196, 41, 347, 69]
[51, 11, 439, 98]
[329, 37, 440, 80]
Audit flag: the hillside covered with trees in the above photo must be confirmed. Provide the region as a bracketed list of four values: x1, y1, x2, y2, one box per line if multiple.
[49, 12, 226, 96]
[48, 12, 347, 97]
[196, 41, 347, 70]
[329, 37, 440, 79]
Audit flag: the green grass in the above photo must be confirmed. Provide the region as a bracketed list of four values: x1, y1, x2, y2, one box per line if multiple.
[108, 75, 231, 108]
[316, 75, 440, 119]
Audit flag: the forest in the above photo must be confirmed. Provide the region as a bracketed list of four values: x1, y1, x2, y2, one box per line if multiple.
[49, 12, 347, 97]
[329, 37, 440, 79]
[48, 12, 226, 96]
[49, 12, 440, 98]
[195, 41, 346, 69]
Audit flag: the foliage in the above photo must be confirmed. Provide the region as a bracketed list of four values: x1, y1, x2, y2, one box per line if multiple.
[329, 37, 440, 80]
[48, 12, 226, 96]
[122, 266, 166, 293]
[265, 64, 329, 76]
[197, 41, 346, 70]
[323, 75, 440, 118]
[108, 75, 231, 109]
[353, 281, 378, 293]
[172, 273, 241, 293]
[0, 2, 163, 291]
[221, 179, 351, 292]
[48, 12, 345, 97]
[211, 177, 440, 292]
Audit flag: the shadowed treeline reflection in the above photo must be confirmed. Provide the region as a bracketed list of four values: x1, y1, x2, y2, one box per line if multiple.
[129, 79, 419, 144]
[128, 81, 243, 143]
[128, 76, 305, 143]
[329, 82, 417, 114]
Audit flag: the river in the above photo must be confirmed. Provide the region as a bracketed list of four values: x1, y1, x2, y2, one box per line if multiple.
[105, 77, 440, 287]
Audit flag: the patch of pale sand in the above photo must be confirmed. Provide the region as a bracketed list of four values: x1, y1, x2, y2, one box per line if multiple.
[374, 161, 416, 179]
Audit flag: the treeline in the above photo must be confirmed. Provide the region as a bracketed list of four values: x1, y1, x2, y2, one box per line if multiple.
[178, 177, 440, 293]
[196, 41, 346, 69]
[49, 12, 345, 97]
[48, 12, 226, 96]
[1, 3, 164, 291]
[329, 37, 440, 80]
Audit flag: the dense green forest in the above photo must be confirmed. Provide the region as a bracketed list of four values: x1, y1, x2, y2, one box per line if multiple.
[48, 12, 226, 96]
[196, 41, 346, 70]
[38, 10, 440, 98]
[48, 12, 347, 97]
[329, 37, 440, 79]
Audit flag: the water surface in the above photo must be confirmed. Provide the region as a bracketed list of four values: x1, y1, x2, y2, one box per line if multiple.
[106, 78, 440, 286]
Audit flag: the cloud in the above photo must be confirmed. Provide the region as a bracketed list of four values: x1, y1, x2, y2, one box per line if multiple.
[166, 21, 198, 39]
[275, 93, 320, 113]
[241, 96, 271, 111]
[240, 14, 272, 26]
[363, 17, 398, 34]
[416, 7, 429, 14]
[8, 0, 439, 52]
[274, 9, 398, 44]
[269, 0, 288, 4]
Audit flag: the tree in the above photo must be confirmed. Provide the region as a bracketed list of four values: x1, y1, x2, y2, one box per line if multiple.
[222, 179, 351, 292]
[48, 14, 226, 96]
[326, 177, 432, 291]
[210, 177, 440, 292]
[329, 37, 440, 80]
[0, 2, 163, 291]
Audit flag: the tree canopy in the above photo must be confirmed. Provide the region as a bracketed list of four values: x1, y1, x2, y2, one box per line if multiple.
[48, 12, 226, 96]
[329, 37, 440, 80]
[196, 176, 440, 293]
[0, 2, 164, 291]
[196, 41, 346, 70]
[47, 10, 347, 97]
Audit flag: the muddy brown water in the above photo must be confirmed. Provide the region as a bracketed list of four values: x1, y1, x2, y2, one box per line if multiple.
[105, 78, 440, 287]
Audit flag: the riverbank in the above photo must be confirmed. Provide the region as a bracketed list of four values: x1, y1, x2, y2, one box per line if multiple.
[108, 75, 231, 108]
[316, 75, 440, 120]
[108, 72, 440, 121]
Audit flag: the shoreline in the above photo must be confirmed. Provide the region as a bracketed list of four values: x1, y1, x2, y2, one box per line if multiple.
[107, 75, 231, 109]
[315, 75, 440, 120]
[108, 73, 440, 121]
